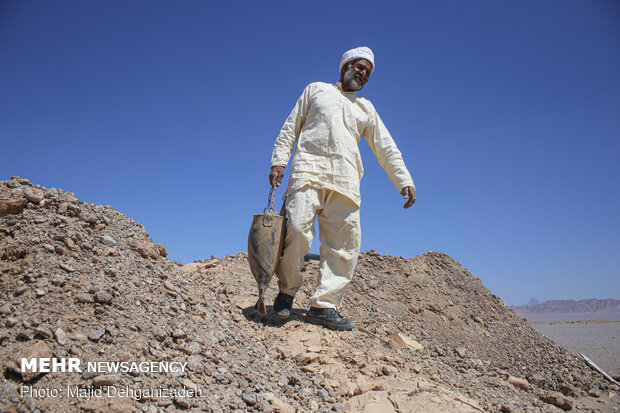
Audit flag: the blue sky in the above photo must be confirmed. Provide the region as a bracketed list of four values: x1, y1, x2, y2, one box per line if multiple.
[1, 0, 618, 305]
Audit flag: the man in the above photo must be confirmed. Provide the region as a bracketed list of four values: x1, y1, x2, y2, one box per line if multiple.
[269, 46, 415, 331]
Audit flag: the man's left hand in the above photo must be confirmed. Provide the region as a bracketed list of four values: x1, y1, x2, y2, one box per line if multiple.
[401, 186, 416, 209]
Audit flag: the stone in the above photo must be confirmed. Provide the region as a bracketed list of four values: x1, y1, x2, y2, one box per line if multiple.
[6, 179, 21, 188]
[7, 341, 54, 381]
[79, 211, 98, 224]
[455, 346, 466, 358]
[155, 244, 168, 257]
[389, 333, 424, 351]
[101, 235, 117, 247]
[507, 376, 530, 391]
[242, 392, 258, 406]
[88, 329, 106, 341]
[57, 202, 69, 214]
[59, 263, 75, 272]
[6, 317, 18, 327]
[0, 198, 28, 216]
[76, 293, 94, 303]
[182, 379, 197, 392]
[94, 290, 113, 304]
[63, 238, 79, 251]
[93, 374, 119, 386]
[325, 379, 340, 388]
[55, 328, 67, 345]
[128, 239, 159, 259]
[163, 280, 176, 291]
[0, 303, 11, 315]
[172, 329, 186, 339]
[34, 326, 53, 338]
[23, 187, 44, 203]
[174, 397, 191, 408]
[540, 393, 573, 411]
[15, 286, 28, 296]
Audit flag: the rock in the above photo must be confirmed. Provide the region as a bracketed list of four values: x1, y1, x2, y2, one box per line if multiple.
[500, 404, 516, 412]
[88, 329, 106, 341]
[23, 187, 44, 203]
[59, 263, 75, 272]
[34, 326, 53, 338]
[0, 303, 11, 314]
[325, 379, 340, 388]
[79, 211, 98, 224]
[389, 333, 424, 351]
[507, 376, 530, 391]
[540, 393, 573, 410]
[104, 267, 118, 277]
[76, 293, 94, 303]
[17, 330, 34, 341]
[93, 374, 119, 386]
[128, 239, 159, 259]
[7, 317, 19, 327]
[2, 245, 27, 260]
[55, 328, 67, 345]
[0, 198, 28, 216]
[382, 366, 398, 376]
[63, 238, 79, 251]
[174, 397, 191, 408]
[262, 392, 295, 413]
[242, 392, 258, 406]
[7, 341, 54, 381]
[57, 202, 69, 214]
[408, 303, 423, 313]
[94, 290, 113, 304]
[455, 346, 466, 358]
[163, 280, 176, 291]
[15, 286, 28, 296]
[6, 179, 21, 188]
[172, 329, 186, 339]
[155, 244, 168, 257]
[101, 235, 117, 247]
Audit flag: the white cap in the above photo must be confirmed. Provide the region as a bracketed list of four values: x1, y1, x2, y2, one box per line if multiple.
[339, 46, 375, 74]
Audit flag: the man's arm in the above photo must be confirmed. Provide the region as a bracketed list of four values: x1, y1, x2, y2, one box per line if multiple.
[269, 85, 313, 186]
[363, 108, 416, 208]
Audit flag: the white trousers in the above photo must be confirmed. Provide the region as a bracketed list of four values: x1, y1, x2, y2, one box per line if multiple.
[276, 186, 361, 309]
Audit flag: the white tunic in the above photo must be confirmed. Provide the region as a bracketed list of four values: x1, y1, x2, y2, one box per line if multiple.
[271, 82, 414, 206]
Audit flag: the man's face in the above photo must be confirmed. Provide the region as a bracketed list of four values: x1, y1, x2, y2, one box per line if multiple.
[342, 58, 373, 91]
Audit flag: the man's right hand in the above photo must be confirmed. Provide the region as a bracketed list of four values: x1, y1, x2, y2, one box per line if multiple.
[269, 166, 285, 187]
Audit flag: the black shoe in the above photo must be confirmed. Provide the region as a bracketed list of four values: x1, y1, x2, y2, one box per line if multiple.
[305, 307, 356, 331]
[273, 292, 294, 319]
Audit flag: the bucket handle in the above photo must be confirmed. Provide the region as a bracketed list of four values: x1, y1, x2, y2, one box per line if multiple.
[264, 187, 278, 215]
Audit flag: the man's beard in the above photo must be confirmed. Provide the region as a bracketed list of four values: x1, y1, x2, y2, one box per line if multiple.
[343, 66, 365, 91]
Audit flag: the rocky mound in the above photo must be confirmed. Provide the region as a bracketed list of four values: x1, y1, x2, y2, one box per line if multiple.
[1, 176, 618, 412]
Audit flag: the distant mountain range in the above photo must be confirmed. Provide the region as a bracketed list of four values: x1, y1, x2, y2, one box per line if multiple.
[512, 298, 620, 314]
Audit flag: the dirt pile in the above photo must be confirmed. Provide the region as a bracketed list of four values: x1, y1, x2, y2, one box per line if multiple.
[1, 176, 618, 412]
